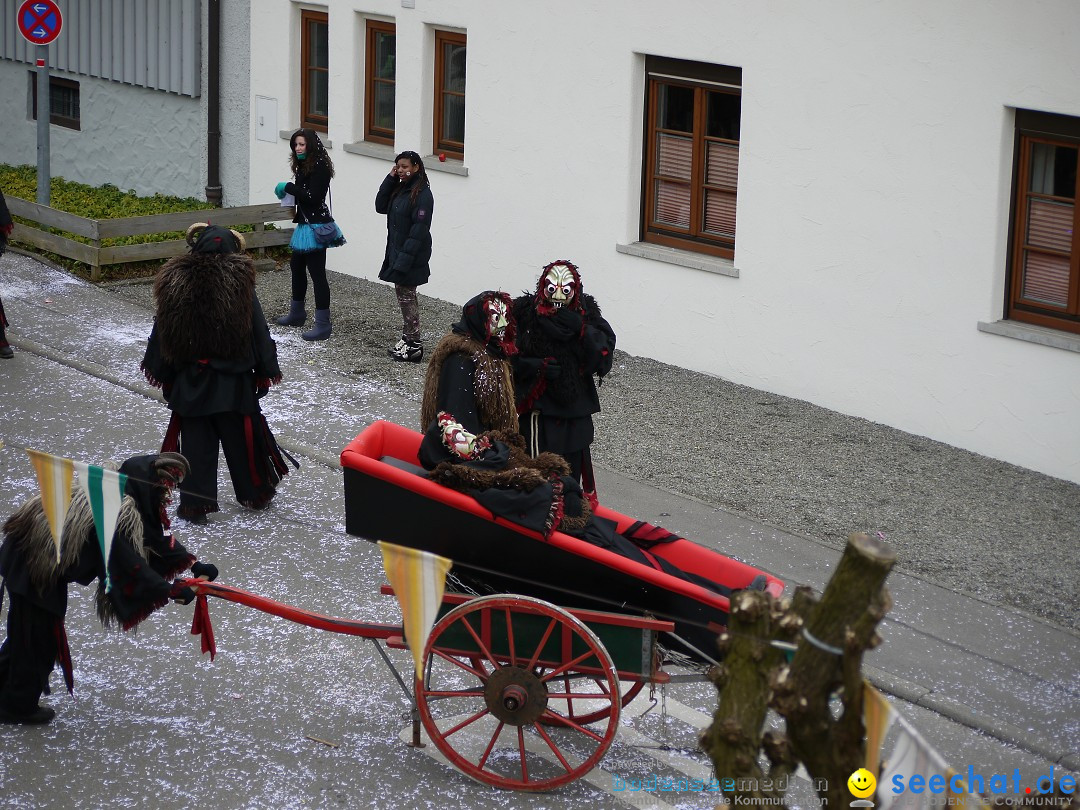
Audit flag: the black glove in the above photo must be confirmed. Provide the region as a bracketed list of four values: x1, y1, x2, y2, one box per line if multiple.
[256, 386, 269, 399]
[542, 358, 562, 380]
[552, 307, 583, 333]
[169, 583, 196, 605]
[538, 308, 581, 341]
[191, 561, 219, 581]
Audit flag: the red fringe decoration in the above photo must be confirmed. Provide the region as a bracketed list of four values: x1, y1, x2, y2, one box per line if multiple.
[161, 412, 182, 453]
[191, 594, 216, 661]
[53, 620, 74, 695]
[516, 362, 549, 415]
[121, 595, 170, 632]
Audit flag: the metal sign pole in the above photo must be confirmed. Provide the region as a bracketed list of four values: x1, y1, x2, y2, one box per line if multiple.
[36, 45, 50, 206]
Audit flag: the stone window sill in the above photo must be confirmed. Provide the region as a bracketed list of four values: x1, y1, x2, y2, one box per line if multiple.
[615, 242, 739, 277]
[977, 320, 1080, 353]
[342, 141, 395, 160]
[423, 155, 469, 176]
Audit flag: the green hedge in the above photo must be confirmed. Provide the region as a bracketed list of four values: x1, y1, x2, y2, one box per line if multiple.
[0, 164, 284, 281]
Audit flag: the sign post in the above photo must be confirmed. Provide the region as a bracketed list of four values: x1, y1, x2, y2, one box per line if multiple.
[17, 1, 64, 206]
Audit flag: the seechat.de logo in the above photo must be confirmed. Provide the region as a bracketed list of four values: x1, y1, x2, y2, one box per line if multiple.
[849, 768, 878, 808]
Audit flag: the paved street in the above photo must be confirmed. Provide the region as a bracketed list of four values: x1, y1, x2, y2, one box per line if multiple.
[0, 253, 1076, 809]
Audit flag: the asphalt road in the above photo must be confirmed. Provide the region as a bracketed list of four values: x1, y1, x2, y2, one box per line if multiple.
[0, 252, 1075, 809]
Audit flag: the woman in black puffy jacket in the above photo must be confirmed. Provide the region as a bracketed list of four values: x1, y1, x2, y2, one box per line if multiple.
[375, 150, 434, 362]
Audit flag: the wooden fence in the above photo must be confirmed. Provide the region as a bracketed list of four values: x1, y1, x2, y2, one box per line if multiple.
[6, 197, 295, 280]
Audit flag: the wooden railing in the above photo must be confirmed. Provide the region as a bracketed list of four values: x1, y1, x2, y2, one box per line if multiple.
[6, 197, 295, 280]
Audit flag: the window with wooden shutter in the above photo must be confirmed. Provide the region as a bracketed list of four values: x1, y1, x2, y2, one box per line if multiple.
[365, 20, 396, 145]
[434, 30, 466, 161]
[643, 57, 742, 259]
[1008, 111, 1080, 334]
[300, 10, 329, 133]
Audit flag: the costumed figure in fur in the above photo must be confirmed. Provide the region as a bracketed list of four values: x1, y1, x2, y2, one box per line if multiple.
[512, 260, 616, 507]
[419, 290, 590, 538]
[420, 292, 736, 598]
[0, 189, 14, 359]
[141, 224, 292, 523]
[0, 453, 219, 725]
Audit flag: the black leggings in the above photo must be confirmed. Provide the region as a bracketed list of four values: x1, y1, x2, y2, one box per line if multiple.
[290, 250, 330, 310]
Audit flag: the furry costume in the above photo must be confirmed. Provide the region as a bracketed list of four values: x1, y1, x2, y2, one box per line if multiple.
[512, 261, 616, 501]
[141, 228, 290, 519]
[418, 292, 575, 537]
[151, 252, 257, 367]
[0, 453, 216, 722]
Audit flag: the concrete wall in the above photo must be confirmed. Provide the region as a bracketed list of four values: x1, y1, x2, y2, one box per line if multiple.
[216, 0, 251, 206]
[248, 0, 1080, 485]
[0, 59, 203, 197]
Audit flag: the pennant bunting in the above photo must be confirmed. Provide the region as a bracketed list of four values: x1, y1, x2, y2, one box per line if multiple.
[863, 682, 896, 777]
[378, 541, 452, 679]
[72, 462, 127, 593]
[877, 707, 991, 810]
[26, 449, 75, 563]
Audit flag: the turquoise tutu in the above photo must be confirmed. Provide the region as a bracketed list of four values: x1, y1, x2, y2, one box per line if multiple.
[290, 222, 346, 253]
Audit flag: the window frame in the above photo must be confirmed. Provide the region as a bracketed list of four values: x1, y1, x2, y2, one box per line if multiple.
[1006, 110, 1080, 335]
[364, 19, 396, 146]
[433, 29, 466, 161]
[641, 56, 742, 260]
[30, 73, 80, 131]
[300, 9, 329, 133]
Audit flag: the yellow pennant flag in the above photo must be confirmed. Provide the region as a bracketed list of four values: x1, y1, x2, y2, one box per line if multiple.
[26, 449, 75, 563]
[863, 682, 896, 777]
[378, 541, 453, 679]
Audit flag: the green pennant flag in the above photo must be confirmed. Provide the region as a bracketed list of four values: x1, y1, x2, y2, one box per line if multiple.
[73, 462, 127, 593]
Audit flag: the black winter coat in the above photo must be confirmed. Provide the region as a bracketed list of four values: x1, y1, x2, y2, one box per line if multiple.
[376, 174, 434, 287]
[285, 161, 333, 225]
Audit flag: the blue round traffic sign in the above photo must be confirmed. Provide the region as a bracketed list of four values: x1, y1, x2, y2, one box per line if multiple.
[17, 0, 63, 46]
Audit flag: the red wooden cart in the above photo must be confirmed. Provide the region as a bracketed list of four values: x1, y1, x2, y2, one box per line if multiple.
[178, 420, 783, 792]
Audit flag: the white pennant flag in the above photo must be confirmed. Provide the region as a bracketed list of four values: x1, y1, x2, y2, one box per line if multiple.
[72, 462, 128, 593]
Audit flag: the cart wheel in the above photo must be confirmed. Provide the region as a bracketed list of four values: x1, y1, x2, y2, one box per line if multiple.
[539, 677, 645, 727]
[415, 594, 621, 792]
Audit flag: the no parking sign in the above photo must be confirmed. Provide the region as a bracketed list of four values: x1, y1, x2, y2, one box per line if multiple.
[17, 0, 63, 46]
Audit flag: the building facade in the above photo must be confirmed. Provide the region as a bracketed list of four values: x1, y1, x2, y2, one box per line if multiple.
[249, 0, 1080, 485]
[0, 0, 250, 204]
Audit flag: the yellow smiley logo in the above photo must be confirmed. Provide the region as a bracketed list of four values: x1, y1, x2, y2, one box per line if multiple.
[848, 768, 877, 799]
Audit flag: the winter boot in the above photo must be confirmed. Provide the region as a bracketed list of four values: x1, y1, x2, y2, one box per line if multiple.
[275, 299, 307, 327]
[388, 338, 423, 362]
[0, 326, 12, 360]
[302, 309, 332, 341]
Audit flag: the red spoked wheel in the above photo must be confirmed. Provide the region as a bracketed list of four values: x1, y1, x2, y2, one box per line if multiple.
[415, 594, 621, 792]
[539, 676, 645, 727]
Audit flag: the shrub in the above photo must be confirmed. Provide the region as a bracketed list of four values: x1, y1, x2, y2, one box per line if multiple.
[0, 164, 285, 281]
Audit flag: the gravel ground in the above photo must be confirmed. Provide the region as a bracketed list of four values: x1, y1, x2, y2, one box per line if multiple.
[104, 264, 1080, 632]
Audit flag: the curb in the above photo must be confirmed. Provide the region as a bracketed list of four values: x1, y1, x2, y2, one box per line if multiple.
[863, 665, 1077, 768]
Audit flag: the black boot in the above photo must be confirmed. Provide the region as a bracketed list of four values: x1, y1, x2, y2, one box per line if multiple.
[275, 299, 307, 327]
[302, 309, 332, 341]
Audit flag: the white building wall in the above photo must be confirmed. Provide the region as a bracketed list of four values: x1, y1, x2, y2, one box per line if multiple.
[248, 0, 1080, 484]
[216, 0, 251, 206]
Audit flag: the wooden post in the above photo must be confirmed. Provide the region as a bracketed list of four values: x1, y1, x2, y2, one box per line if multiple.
[701, 589, 802, 803]
[89, 216, 102, 282]
[771, 533, 895, 809]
